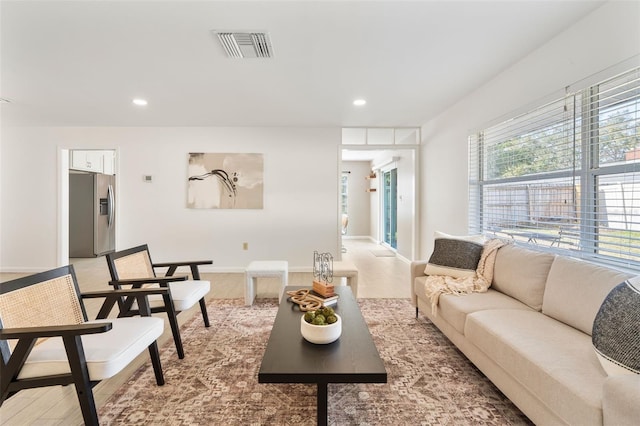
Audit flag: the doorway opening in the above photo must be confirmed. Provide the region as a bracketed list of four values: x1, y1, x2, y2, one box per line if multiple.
[58, 148, 117, 267]
[382, 168, 397, 249]
[340, 127, 419, 260]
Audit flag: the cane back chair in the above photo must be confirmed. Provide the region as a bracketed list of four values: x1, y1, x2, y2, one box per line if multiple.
[0, 265, 166, 426]
[105, 244, 212, 359]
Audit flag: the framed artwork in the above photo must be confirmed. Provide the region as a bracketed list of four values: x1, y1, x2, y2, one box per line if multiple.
[187, 153, 264, 209]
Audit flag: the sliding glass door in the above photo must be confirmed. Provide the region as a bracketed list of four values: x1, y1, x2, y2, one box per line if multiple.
[383, 168, 397, 249]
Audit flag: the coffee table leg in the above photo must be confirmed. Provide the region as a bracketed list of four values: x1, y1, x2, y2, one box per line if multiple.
[317, 382, 328, 426]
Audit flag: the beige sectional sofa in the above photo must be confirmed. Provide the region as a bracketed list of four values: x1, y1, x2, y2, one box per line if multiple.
[411, 244, 640, 426]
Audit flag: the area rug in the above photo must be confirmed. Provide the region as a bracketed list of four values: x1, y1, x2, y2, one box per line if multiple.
[370, 249, 396, 257]
[99, 299, 532, 425]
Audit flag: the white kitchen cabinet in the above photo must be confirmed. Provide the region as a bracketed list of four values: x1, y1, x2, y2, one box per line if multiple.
[101, 151, 115, 175]
[70, 150, 115, 174]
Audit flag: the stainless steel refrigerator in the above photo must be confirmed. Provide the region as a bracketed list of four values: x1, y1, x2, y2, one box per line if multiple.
[69, 172, 116, 257]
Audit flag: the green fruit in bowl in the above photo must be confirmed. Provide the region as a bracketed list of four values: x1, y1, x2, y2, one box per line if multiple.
[303, 309, 340, 326]
[321, 307, 335, 317]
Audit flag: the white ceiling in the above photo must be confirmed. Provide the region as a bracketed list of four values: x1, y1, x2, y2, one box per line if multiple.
[0, 0, 605, 128]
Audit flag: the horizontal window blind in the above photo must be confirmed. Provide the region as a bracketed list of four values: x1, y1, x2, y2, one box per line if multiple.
[470, 67, 640, 272]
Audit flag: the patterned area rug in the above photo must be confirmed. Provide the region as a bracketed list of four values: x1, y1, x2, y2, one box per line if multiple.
[99, 299, 532, 425]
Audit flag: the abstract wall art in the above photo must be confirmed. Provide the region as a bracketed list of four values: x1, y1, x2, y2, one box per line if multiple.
[187, 153, 264, 209]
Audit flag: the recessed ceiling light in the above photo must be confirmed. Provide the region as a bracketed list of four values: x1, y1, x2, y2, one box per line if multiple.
[132, 98, 148, 106]
[353, 99, 366, 106]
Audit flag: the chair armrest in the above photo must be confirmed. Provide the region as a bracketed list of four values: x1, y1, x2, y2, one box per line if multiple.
[603, 374, 640, 426]
[0, 322, 111, 340]
[108, 276, 188, 287]
[85, 287, 175, 319]
[153, 260, 213, 268]
[153, 260, 212, 280]
[0, 323, 113, 383]
[82, 288, 170, 298]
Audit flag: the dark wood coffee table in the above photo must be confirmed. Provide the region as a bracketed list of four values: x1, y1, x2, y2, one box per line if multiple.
[258, 285, 387, 426]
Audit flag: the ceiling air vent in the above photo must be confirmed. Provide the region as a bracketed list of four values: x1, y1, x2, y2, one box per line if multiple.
[215, 31, 273, 58]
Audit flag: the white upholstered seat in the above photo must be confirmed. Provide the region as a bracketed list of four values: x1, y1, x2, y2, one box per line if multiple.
[106, 244, 213, 359]
[141, 280, 210, 311]
[17, 316, 164, 380]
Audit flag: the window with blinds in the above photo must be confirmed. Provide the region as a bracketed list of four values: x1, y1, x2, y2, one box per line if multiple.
[469, 67, 640, 271]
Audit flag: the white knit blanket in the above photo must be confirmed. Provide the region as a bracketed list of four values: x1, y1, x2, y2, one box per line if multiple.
[424, 238, 510, 315]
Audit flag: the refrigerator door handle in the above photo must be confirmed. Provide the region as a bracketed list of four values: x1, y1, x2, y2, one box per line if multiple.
[107, 184, 114, 228]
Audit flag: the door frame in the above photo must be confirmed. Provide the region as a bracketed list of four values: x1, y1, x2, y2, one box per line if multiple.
[380, 166, 398, 250]
[339, 145, 419, 261]
[57, 147, 119, 266]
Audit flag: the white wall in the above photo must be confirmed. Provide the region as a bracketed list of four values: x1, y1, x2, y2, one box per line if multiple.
[395, 150, 415, 260]
[418, 1, 640, 259]
[341, 161, 371, 236]
[0, 126, 340, 271]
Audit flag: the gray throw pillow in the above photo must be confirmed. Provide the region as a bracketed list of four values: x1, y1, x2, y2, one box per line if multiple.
[424, 232, 485, 278]
[592, 276, 640, 375]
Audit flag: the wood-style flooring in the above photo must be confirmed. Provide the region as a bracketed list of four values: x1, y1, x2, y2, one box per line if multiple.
[0, 239, 410, 425]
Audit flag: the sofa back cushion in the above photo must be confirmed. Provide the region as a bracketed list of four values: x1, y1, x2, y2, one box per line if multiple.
[542, 256, 632, 335]
[492, 244, 555, 311]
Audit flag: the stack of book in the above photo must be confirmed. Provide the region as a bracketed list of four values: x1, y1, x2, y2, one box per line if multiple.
[310, 280, 339, 306]
[306, 290, 339, 307]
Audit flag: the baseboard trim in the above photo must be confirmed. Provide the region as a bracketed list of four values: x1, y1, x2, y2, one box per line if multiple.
[155, 265, 316, 274]
[0, 266, 50, 274]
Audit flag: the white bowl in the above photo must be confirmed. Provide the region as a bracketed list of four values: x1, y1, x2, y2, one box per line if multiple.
[300, 313, 342, 344]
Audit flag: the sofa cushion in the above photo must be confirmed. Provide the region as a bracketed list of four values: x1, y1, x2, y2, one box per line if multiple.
[440, 290, 533, 334]
[602, 375, 640, 426]
[542, 256, 632, 335]
[492, 244, 555, 311]
[415, 276, 533, 334]
[424, 231, 485, 278]
[465, 309, 607, 426]
[592, 276, 640, 375]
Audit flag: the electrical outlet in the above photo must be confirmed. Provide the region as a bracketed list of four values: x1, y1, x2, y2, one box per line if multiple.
[242, 242, 248, 250]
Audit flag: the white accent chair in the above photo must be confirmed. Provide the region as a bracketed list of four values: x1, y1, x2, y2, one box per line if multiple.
[106, 244, 212, 359]
[0, 265, 165, 426]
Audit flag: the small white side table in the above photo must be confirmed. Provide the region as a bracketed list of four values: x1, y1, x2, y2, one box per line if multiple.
[332, 260, 359, 297]
[245, 260, 288, 306]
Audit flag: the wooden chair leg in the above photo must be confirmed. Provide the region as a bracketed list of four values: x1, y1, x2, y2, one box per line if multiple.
[148, 342, 165, 386]
[199, 298, 210, 327]
[63, 335, 99, 426]
[190, 265, 210, 328]
[136, 294, 165, 383]
[162, 293, 185, 359]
